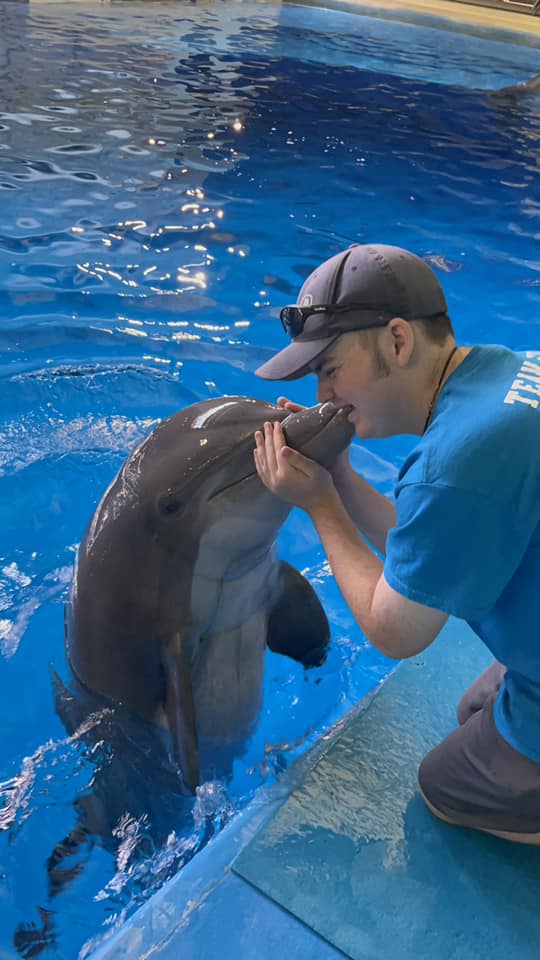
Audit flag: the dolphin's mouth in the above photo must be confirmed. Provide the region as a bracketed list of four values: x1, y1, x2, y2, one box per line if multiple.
[209, 467, 258, 501]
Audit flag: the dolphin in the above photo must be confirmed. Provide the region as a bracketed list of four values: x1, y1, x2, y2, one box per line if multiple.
[65, 397, 354, 793]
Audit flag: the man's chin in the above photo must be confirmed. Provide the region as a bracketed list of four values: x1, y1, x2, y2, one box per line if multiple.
[353, 420, 379, 441]
[354, 423, 370, 439]
[349, 410, 382, 440]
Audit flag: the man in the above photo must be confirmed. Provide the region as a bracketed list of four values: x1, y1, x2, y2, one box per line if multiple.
[253, 243, 540, 845]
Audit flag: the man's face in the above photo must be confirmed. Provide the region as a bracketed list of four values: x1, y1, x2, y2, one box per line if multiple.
[311, 331, 399, 439]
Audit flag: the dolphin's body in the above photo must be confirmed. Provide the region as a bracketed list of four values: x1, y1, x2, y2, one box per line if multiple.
[65, 397, 353, 791]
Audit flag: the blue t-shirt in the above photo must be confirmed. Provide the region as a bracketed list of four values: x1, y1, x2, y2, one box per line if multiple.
[384, 345, 540, 762]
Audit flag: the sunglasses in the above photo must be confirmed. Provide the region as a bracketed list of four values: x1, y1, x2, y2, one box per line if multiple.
[279, 302, 390, 339]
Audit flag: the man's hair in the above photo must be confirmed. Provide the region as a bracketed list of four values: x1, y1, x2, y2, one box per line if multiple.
[356, 328, 391, 377]
[354, 312, 456, 378]
[412, 313, 455, 345]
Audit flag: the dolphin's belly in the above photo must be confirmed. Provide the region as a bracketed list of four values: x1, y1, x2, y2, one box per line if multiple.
[191, 608, 268, 743]
[189, 552, 279, 744]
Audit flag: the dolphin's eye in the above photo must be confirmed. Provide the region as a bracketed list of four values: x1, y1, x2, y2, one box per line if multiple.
[159, 496, 183, 516]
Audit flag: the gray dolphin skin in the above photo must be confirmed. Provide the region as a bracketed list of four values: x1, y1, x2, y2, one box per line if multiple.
[65, 397, 354, 793]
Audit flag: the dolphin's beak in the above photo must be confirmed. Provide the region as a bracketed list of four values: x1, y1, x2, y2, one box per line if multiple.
[281, 402, 354, 466]
[281, 402, 351, 441]
[210, 403, 352, 501]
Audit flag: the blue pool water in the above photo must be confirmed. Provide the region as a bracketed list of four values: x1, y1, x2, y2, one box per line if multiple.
[0, 1, 538, 956]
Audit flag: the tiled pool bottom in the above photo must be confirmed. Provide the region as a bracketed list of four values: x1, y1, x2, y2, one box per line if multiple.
[88, 619, 540, 960]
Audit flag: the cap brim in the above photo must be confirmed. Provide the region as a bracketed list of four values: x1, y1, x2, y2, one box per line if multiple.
[255, 335, 339, 381]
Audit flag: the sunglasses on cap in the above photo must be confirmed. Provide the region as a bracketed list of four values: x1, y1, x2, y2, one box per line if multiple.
[279, 302, 391, 339]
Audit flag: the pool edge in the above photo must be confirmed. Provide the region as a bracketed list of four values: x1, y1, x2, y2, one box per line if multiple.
[288, 0, 540, 41]
[82, 675, 388, 959]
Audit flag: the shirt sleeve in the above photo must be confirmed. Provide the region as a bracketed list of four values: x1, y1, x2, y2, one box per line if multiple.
[384, 482, 533, 620]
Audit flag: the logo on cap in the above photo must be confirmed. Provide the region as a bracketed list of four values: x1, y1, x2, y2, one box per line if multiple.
[301, 294, 313, 307]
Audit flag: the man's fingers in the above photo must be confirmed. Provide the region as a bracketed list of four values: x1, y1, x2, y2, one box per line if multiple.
[263, 421, 279, 474]
[254, 429, 265, 463]
[273, 421, 287, 454]
[277, 396, 305, 413]
[253, 431, 269, 478]
[253, 445, 263, 473]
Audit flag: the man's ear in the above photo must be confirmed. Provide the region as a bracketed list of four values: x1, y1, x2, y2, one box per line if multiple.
[387, 317, 414, 366]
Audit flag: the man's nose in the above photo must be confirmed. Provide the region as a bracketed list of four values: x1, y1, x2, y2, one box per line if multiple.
[317, 380, 334, 404]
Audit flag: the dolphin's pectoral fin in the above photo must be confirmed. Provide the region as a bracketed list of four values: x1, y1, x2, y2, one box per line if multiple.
[46, 815, 93, 899]
[267, 561, 330, 667]
[162, 633, 200, 794]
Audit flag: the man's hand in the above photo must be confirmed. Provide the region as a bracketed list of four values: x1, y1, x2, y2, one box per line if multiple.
[253, 421, 337, 513]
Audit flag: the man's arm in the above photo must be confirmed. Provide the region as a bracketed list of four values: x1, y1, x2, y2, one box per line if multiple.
[331, 455, 396, 556]
[309, 491, 448, 659]
[254, 420, 448, 659]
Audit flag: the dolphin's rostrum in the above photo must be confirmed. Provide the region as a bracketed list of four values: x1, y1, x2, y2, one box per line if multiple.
[65, 397, 354, 792]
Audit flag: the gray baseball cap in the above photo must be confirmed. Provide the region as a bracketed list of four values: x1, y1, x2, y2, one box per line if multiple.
[255, 243, 448, 381]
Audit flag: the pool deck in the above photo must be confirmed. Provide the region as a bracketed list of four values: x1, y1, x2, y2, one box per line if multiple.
[295, 0, 540, 37]
[87, 618, 540, 960]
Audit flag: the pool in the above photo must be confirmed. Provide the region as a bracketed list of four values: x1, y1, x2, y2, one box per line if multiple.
[0, 1, 538, 956]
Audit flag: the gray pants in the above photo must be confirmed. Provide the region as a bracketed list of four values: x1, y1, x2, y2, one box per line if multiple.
[418, 661, 540, 842]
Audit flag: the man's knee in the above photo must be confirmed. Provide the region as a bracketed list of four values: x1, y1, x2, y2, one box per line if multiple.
[417, 742, 447, 811]
[417, 722, 472, 818]
[418, 703, 540, 837]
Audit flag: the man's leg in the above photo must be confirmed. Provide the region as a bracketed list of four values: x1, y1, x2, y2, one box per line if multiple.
[456, 660, 506, 726]
[418, 694, 540, 845]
